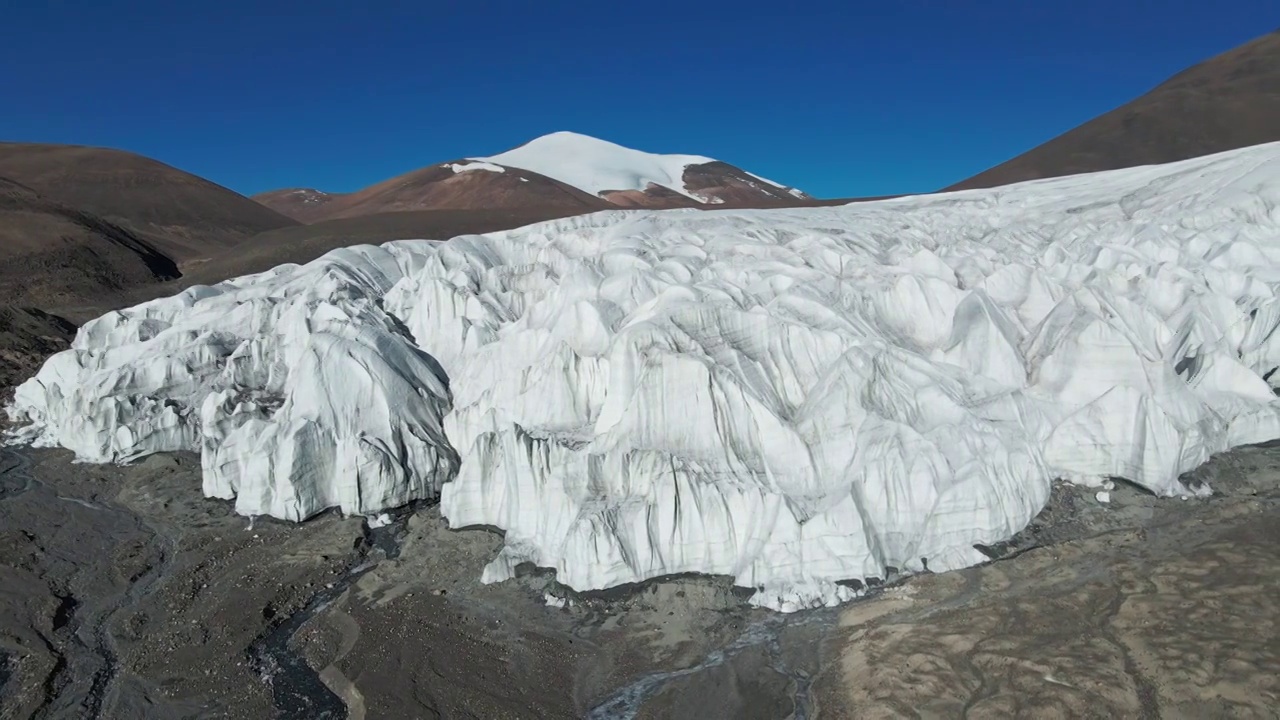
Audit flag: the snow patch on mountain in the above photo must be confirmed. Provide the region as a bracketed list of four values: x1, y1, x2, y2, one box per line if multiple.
[742, 170, 809, 199]
[445, 161, 506, 174]
[287, 189, 331, 204]
[478, 131, 714, 201]
[741, 170, 794, 192]
[10, 143, 1280, 611]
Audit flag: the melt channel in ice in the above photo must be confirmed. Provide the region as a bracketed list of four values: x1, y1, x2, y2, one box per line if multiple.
[10, 143, 1280, 611]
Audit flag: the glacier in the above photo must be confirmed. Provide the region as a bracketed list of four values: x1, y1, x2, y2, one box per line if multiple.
[9, 143, 1280, 611]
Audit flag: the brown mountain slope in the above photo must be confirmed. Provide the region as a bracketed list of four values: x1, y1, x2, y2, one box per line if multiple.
[948, 29, 1280, 191]
[253, 162, 610, 224]
[0, 307, 76, 392]
[328, 162, 612, 219]
[0, 176, 182, 388]
[0, 176, 179, 307]
[181, 206, 597, 285]
[599, 183, 701, 209]
[250, 188, 338, 224]
[683, 161, 809, 205]
[0, 143, 298, 260]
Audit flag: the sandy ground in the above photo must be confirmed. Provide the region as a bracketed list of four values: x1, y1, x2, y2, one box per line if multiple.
[812, 444, 1280, 720]
[1, 440, 1277, 719]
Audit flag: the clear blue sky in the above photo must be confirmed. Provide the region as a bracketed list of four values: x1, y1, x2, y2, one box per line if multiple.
[2, 1, 1275, 199]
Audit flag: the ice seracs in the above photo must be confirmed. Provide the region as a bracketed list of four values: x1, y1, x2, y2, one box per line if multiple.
[11, 244, 459, 521]
[10, 142, 1280, 611]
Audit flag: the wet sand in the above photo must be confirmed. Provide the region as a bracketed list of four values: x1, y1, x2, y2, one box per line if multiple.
[1, 440, 1277, 719]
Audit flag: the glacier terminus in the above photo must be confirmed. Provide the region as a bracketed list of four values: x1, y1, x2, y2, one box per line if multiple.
[9, 143, 1280, 611]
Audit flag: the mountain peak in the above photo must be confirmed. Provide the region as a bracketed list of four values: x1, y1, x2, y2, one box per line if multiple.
[254, 132, 812, 222]
[477, 132, 716, 202]
[505, 131, 712, 161]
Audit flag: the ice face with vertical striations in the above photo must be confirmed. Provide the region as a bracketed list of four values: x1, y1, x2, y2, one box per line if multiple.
[10, 143, 1280, 610]
[8, 244, 460, 521]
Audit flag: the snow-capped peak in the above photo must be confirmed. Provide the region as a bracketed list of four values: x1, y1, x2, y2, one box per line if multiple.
[476, 131, 716, 201]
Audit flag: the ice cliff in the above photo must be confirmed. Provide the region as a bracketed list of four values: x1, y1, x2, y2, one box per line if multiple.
[10, 143, 1280, 610]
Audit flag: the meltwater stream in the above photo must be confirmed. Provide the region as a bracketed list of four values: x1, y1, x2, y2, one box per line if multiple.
[246, 512, 408, 720]
[587, 607, 839, 720]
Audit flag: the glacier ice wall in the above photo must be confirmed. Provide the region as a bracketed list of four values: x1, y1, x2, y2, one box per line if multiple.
[9, 244, 459, 520]
[11, 144, 1280, 610]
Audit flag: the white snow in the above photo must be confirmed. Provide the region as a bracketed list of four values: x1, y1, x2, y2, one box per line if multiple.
[744, 170, 786, 188]
[740, 170, 809, 200]
[744, 170, 807, 198]
[478, 131, 715, 202]
[479, 132, 811, 203]
[11, 143, 1280, 611]
[445, 161, 505, 174]
[286, 189, 330, 204]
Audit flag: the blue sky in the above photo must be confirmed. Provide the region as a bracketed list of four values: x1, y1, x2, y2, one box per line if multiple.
[2, 1, 1275, 199]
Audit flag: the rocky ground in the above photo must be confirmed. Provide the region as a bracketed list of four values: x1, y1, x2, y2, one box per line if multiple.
[0, 440, 1277, 719]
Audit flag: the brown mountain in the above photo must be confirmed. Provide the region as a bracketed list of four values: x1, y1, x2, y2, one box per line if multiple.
[182, 206, 596, 285]
[249, 188, 339, 224]
[948, 29, 1280, 191]
[0, 142, 298, 261]
[592, 162, 811, 208]
[0, 306, 77, 391]
[0, 143, 300, 390]
[682, 161, 810, 205]
[0, 176, 179, 307]
[0, 175, 185, 392]
[254, 133, 813, 223]
[254, 162, 610, 224]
